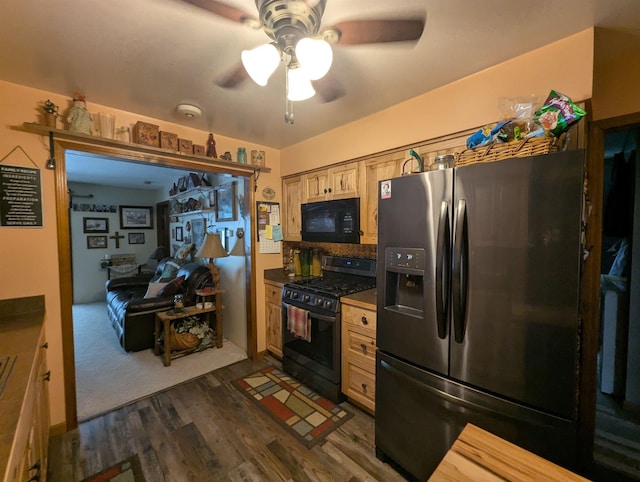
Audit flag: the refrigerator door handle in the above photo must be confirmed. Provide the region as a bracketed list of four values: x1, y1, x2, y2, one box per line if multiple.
[452, 199, 468, 343]
[435, 201, 450, 339]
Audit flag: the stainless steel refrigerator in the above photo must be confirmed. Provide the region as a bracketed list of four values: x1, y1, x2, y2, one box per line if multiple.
[375, 150, 585, 480]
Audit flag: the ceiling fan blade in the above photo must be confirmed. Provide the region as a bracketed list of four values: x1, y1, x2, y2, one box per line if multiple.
[313, 73, 344, 103]
[180, 0, 255, 24]
[215, 63, 249, 89]
[329, 18, 425, 45]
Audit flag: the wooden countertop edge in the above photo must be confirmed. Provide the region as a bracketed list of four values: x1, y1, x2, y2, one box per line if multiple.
[430, 424, 590, 481]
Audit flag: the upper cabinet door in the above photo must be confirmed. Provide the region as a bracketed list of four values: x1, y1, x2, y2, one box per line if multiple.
[303, 163, 360, 203]
[282, 176, 303, 241]
[361, 156, 403, 244]
[330, 162, 360, 199]
[304, 169, 330, 203]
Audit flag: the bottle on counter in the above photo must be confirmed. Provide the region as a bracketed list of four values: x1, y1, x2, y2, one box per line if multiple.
[293, 249, 302, 276]
[301, 249, 310, 277]
[311, 248, 322, 276]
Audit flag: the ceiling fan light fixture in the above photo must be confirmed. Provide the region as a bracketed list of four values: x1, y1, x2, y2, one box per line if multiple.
[241, 43, 281, 86]
[287, 66, 315, 101]
[295, 37, 333, 80]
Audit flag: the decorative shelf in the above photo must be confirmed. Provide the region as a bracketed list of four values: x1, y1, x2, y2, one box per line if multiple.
[169, 186, 212, 201]
[171, 209, 215, 218]
[14, 122, 271, 176]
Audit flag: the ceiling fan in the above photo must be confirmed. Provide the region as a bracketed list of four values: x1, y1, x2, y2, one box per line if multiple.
[181, 0, 425, 123]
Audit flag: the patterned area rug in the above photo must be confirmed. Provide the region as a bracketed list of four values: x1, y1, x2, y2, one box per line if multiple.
[80, 454, 146, 482]
[234, 366, 353, 448]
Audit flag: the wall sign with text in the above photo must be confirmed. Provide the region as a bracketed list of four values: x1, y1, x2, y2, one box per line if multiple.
[0, 164, 43, 227]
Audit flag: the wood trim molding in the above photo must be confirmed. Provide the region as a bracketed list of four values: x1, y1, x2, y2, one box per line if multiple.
[35, 130, 260, 431]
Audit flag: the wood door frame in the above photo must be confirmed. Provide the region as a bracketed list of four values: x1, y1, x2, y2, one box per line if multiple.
[52, 138, 258, 430]
[578, 110, 640, 466]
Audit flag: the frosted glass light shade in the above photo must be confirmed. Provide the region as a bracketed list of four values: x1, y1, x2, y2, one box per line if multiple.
[241, 43, 281, 86]
[295, 37, 333, 80]
[287, 67, 315, 101]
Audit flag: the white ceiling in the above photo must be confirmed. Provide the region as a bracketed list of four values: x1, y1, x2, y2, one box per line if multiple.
[3, 0, 640, 186]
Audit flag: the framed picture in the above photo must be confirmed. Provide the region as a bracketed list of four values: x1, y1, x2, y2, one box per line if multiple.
[87, 235, 107, 249]
[215, 181, 237, 222]
[83, 217, 109, 233]
[176, 226, 184, 242]
[191, 218, 206, 250]
[119, 205, 153, 229]
[128, 232, 145, 244]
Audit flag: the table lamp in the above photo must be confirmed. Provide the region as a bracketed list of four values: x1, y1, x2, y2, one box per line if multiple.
[196, 233, 228, 290]
[229, 228, 245, 256]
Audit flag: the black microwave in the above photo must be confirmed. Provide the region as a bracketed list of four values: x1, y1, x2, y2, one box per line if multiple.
[301, 197, 360, 244]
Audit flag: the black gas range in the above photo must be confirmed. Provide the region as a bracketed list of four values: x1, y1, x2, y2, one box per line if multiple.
[281, 255, 376, 403]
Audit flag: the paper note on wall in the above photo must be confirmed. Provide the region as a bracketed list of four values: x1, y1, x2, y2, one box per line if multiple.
[265, 224, 273, 239]
[272, 225, 283, 241]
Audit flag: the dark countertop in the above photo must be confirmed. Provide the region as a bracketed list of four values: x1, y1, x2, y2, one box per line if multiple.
[0, 296, 45, 480]
[264, 268, 320, 285]
[341, 288, 376, 309]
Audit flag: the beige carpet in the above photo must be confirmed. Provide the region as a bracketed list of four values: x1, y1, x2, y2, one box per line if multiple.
[73, 302, 247, 421]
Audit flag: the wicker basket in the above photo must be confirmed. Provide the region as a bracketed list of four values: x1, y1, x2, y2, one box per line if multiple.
[456, 137, 560, 166]
[170, 325, 200, 351]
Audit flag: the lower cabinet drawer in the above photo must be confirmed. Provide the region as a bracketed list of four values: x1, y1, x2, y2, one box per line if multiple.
[344, 362, 376, 412]
[345, 327, 376, 368]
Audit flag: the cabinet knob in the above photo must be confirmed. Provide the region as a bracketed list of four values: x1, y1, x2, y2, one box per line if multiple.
[328, 187, 332, 193]
[360, 343, 367, 354]
[361, 315, 368, 325]
[41, 342, 48, 349]
[43, 370, 51, 382]
[361, 383, 368, 392]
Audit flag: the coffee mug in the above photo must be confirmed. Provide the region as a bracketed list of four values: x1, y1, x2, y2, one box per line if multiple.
[204, 301, 213, 309]
[196, 302, 203, 310]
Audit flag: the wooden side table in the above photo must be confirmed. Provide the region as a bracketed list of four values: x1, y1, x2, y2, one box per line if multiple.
[154, 305, 218, 366]
[195, 288, 224, 349]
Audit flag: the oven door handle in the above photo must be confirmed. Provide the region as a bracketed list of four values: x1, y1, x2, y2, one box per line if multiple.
[282, 302, 336, 323]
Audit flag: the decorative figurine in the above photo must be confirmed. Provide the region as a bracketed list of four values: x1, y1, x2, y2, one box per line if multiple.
[67, 94, 93, 134]
[206, 133, 218, 158]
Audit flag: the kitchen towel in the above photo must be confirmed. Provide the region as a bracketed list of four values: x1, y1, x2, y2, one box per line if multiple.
[287, 304, 311, 342]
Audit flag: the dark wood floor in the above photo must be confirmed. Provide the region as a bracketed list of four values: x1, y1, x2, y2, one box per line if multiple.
[47, 356, 409, 482]
[594, 391, 640, 481]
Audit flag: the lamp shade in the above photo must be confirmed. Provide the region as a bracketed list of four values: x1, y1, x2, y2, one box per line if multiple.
[196, 233, 229, 259]
[241, 43, 281, 86]
[287, 67, 315, 101]
[228, 227, 245, 256]
[295, 37, 333, 80]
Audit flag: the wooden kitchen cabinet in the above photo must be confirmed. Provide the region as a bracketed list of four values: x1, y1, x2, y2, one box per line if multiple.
[341, 299, 377, 414]
[264, 279, 284, 358]
[282, 175, 303, 241]
[304, 162, 360, 202]
[5, 326, 50, 482]
[360, 155, 404, 244]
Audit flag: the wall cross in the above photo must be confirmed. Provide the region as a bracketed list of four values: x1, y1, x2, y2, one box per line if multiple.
[110, 231, 125, 248]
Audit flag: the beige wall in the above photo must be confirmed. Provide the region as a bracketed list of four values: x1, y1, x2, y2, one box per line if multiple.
[592, 27, 640, 121]
[280, 28, 595, 176]
[5, 26, 634, 429]
[0, 80, 281, 427]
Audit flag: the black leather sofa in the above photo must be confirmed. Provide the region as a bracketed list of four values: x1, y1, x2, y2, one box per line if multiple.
[105, 257, 214, 352]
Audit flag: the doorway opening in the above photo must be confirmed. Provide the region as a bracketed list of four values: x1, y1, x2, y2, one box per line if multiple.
[594, 126, 640, 480]
[53, 140, 258, 429]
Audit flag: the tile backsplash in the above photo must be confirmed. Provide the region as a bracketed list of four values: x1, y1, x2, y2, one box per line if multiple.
[282, 241, 376, 263]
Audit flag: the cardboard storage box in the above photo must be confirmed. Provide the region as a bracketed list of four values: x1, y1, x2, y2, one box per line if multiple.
[179, 138, 193, 154]
[193, 144, 205, 156]
[132, 121, 160, 147]
[160, 131, 178, 151]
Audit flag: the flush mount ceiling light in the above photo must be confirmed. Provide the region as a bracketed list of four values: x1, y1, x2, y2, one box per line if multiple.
[175, 103, 202, 119]
[182, 0, 426, 124]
